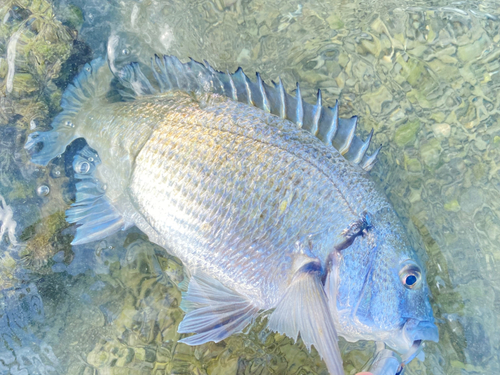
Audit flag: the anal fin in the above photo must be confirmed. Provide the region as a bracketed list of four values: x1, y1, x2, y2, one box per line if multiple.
[178, 271, 260, 345]
[67, 146, 126, 245]
[268, 261, 344, 375]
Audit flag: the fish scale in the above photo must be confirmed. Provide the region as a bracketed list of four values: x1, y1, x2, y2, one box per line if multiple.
[128, 96, 355, 305]
[25, 55, 438, 375]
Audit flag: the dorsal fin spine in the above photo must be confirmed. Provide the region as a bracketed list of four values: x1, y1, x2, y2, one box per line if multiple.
[338, 116, 357, 155]
[155, 55, 173, 90]
[228, 70, 238, 100]
[167, 56, 181, 88]
[243, 72, 253, 105]
[296, 83, 304, 128]
[151, 57, 165, 92]
[257, 73, 270, 113]
[187, 59, 210, 93]
[232, 68, 249, 104]
[310, 89, 322, 136]
[203, 60, 224, 94]
[324, 101, 339, 145]
[184, 59, 198, 93]
[277, 78, 286, 119]
[352, 128, 373, 164]
[172, 56, 189, 90]
[361, 145, 381, 171]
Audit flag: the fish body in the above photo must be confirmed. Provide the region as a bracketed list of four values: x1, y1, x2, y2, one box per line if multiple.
[25, 56, 438, 374]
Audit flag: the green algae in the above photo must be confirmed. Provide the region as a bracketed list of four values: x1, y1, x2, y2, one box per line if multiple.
[362, 85, 392, 114]
[326, 14, 344, 30]
[420, 138, 442, 169]
[457, 34, 491, 62]
[404, 156, 422, 173]
[0, 251, 19, 290]
[7, 179, 34, 200]
[19, 210, 72, 270]
[444, 200, 460, 212]
[57, 4, 84, 30]
[395, 54, 427, 88]
[0, 0, 80, 128]
[394, 119, 421, 147]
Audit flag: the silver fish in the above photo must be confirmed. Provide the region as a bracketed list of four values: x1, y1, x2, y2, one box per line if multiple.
[25, 55, 438, 374]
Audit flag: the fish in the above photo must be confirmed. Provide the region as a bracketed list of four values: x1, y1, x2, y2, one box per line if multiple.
[25, 53, 438, 374]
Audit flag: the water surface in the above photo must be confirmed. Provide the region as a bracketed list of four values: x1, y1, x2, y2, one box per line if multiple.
[0, 0, 499, 373]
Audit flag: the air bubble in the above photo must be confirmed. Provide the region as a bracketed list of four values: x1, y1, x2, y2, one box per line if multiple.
[75, 161, 90, 174]
[88, 157, 94, 162]
[30, 120, 37, 129]
[36, 185, 50, 197]
[122, 48, 130, 55]
[54, 170, 61, 176]
[65, 121, 74, 128]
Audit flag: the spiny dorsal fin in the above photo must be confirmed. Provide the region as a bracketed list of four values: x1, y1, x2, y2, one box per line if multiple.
[117, 56, 380, 171]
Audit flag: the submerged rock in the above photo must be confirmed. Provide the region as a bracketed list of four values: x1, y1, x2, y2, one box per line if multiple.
[394, 119, 421, 147]
[0, 0, 81, 128]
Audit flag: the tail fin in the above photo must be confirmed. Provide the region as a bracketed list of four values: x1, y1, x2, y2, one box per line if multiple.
[25, 58, 112, 166]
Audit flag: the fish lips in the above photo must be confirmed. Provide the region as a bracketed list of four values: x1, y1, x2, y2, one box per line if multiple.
[367, 321, 438, 375]
[385, 319, 438, 356]
[403, 319, 439, 344]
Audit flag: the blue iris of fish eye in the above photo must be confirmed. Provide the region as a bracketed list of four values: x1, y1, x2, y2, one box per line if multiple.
[405, 274, 417, 286]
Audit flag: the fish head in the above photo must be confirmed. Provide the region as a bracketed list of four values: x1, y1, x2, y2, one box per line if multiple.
[326, 207, 438, 356]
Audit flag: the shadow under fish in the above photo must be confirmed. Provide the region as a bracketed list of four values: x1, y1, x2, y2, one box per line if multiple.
[24, 41, 438, 374]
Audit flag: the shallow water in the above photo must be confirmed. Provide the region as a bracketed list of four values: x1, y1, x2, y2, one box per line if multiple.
[1, 0, 500, 374]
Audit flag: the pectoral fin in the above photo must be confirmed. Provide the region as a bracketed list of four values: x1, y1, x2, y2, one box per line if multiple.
[178, 271, 260, 345]
[267, 261, 344, 375]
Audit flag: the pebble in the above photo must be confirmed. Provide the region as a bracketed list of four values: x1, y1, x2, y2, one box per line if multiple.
[432, 123, 451, 138]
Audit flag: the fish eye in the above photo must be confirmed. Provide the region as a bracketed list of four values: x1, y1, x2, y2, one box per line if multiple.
[405, 274, 417, 286]
[399, 261, 422, 289]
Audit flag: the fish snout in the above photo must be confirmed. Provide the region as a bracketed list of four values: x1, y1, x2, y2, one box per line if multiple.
[395, 319, 439, 367]
[403, 319, 439, 345]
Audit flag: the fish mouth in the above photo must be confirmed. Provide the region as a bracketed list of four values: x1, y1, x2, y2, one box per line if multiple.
[372, 321, 438, 375]
[385, 319, 438, 356]
[403, 319, 439, 345]
[401, 319, 438, 362]
[367, 340, 427, 375]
